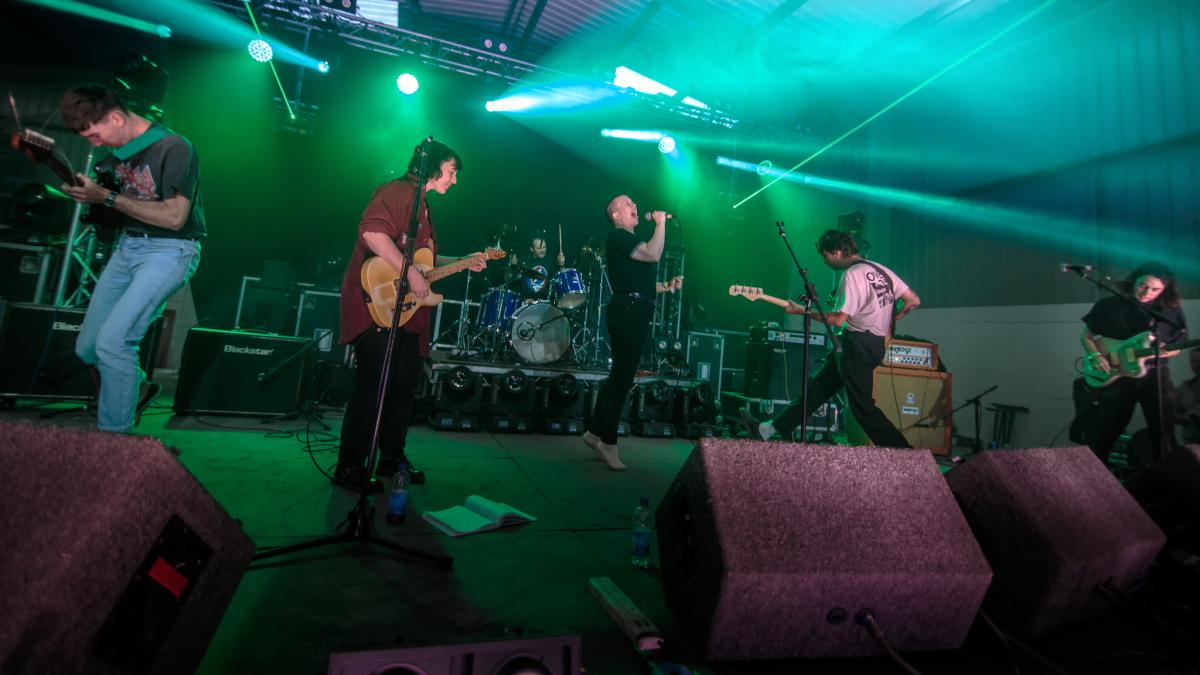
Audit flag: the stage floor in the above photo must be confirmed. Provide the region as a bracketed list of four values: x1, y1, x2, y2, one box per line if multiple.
[0, 384, 1185, 675]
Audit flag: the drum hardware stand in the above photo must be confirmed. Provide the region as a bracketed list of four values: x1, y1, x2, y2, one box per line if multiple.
[774, 220, 841, 443]
[254, 136, 451, 569]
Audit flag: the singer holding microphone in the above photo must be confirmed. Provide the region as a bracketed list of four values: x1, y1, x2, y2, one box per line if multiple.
[582, 195, 683, 470]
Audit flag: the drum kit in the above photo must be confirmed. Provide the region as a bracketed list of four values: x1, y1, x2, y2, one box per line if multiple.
[469, 224, 609, 367]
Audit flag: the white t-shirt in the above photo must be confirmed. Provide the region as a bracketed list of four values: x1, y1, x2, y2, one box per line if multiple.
[833, 260, 910, 337]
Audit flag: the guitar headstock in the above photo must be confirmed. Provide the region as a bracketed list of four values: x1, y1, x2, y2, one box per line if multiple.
[728, 284, 764, 300]
[12, 129, 54, 161]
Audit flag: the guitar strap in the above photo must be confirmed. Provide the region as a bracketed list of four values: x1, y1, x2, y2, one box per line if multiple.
[849, 260, 897, 343]
[111, 124, 170, 161]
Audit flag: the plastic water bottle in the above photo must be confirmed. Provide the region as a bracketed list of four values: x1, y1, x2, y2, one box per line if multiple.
[387, 463, 409, 524]
[631, 496, 652, 568]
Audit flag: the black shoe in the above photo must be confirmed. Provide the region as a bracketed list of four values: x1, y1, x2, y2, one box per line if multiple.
[373, 456, 425, 485]
[739, 406, 769, 441]
[331, 466, 383, 494]
[405, 462, 426, 485]
[373, 457, 399, 477]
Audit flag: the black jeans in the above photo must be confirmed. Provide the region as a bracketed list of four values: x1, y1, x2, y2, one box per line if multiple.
[590, 296, 655, 444]
[337, 328, 423, 471]
[772, 330, 911, 448]
[1082, 366, 1177, 464]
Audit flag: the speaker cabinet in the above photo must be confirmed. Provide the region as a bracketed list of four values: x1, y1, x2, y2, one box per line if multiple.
[0, 420, 254, 674]
[946, 446, 1166, 638]
[1124, 445, 1200, 549]
[846, 366, 952, 454]
[0, 303, 161, 400]
[174, 327, 309, 416]
[743, 328, 829, 401]
[656, 438, 993, 659]
[327, 633, 581, 675]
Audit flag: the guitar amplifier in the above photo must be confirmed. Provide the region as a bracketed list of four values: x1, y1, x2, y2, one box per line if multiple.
[686, 331, 724, 396]
[883, 338, 939, 370]
[174, 328, 309, 416]
[0, 303, 161, 400]
[845, 367, 953, 455]
[744, 323, 829, 401]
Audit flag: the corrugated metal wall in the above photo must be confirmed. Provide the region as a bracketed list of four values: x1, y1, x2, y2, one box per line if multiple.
[865, 0, 1199, 308]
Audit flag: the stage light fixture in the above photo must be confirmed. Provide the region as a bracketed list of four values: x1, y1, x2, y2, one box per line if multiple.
[658, 136, 677, 154]
[551, 373, 579, 400]
[317, 60, 330, 74]
[613, 66, 676, 97]
[396, 73, 419, 95]
[757, 160, 773, 176]
[499, 369, 529, 398]
[247, 39, 273, 63]
[681, 96, 708, 109]
[446, 366, 475, 393]
[484, 95, 537, 113]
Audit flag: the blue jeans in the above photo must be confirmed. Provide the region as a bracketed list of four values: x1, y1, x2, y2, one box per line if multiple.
[76, 233, 201, 432]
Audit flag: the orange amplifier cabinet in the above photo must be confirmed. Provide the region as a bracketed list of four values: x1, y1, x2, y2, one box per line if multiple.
[883, 338, 939, 370]
[845, 367, 953, 455]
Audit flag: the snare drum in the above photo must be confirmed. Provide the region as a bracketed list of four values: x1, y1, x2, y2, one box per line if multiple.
[478, 287, 521, 331]
[509, 301, 570, 364]
[552, 268, 587, 310]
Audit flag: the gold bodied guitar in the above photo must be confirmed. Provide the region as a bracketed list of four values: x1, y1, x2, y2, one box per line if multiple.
[1082, 331, 1200, 388]
[362, 247, 506, 329]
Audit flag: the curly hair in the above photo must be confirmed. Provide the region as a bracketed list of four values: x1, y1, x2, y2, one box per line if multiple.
[1120, 261, 1181, 308]
[60, 84, 129, 132]
[816, 229, 858, 256]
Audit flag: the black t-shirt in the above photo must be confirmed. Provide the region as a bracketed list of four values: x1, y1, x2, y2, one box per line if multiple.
[605, 228, 656, 296]
[1083, 295, 1188, 345]
[96, 125, 205, 239]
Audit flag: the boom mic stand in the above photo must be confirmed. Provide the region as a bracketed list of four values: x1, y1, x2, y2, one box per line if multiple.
[254, 137, 451, 568]
[923, 384, 997, 452]
[775, 221, 841, 442]
[259, 328, 335, 430]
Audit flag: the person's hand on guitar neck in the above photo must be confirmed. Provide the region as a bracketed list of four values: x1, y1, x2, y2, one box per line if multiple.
[61, 172, 110, 205]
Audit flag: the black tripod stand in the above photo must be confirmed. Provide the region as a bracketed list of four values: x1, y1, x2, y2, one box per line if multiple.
[924, 384, 997, 453]
[774, 221, 841, 442]
[253, 137, 451, 568]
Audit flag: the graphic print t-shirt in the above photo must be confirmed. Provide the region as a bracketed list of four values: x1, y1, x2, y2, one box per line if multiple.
[834, 260, 909, 337]
[95, 125, 205, 239]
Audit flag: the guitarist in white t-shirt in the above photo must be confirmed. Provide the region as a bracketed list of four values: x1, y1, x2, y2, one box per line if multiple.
[742, 230, 920, 446]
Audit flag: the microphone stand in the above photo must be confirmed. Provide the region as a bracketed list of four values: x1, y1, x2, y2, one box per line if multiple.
[775, 221, 841, 442]
[254, 136, 451, 568]
[259, 328, 335, 430]
[1067, 267, 1183, 462]
[925, 384, 997, 453]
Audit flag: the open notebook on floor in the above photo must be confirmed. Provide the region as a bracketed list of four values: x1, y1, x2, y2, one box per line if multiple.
[422, 495, 536, 538]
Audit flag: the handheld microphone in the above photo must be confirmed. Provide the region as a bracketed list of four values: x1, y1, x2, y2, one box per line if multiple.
[1061, 264, 1094, 273]
[643, 212, 675, 222]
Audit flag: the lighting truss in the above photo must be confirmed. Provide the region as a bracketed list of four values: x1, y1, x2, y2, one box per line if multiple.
[208, 0, 737, 129]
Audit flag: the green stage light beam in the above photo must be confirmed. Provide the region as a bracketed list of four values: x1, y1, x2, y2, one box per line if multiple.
[242, 0, 293, 120]
[16, 0, 171, 37]
[732, 0, 1059, 210]
[718, 156, 1194, 271]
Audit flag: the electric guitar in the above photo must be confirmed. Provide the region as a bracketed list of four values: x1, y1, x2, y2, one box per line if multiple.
[362, 247, 506, 329]
[1082, 331, 1200, 388]
[11, 129, 124, 242]
[728, 285, 794, 310]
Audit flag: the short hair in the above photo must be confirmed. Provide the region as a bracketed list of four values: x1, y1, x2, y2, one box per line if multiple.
[60, 84, 129, 132]
[1121, 261, 1181, 309]
[605, 194, 627, 224]
[406, 140, 462, 181]
[816, 229, 858, 256]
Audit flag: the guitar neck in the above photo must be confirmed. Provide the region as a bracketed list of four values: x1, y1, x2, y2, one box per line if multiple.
[424, 257, 475, 283]
[1133, 337, 1200, 358]
[745, 293, 791, 310]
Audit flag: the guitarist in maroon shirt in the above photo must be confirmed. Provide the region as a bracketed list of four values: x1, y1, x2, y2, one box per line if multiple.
[1079, 262, 1187, 464]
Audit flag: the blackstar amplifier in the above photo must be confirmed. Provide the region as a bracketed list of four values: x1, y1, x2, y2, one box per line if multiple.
[174, 328, 309, 416]
[0, 303, 161, 400]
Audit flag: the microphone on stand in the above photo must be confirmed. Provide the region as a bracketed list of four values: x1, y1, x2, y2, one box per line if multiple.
[1061, 264, 1094, 273]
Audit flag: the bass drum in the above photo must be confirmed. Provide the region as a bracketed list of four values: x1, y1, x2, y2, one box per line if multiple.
[509, 301, 570, 364]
